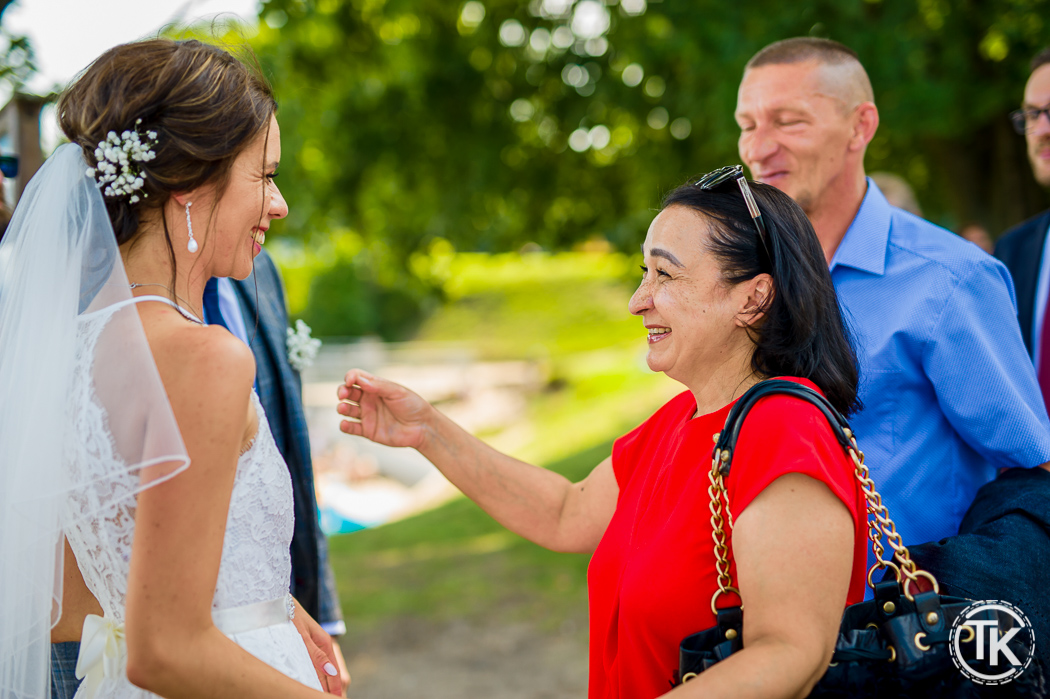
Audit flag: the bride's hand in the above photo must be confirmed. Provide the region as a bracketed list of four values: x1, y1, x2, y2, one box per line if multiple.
[336, 369, 432, 449]
[291, 598, 347, 696]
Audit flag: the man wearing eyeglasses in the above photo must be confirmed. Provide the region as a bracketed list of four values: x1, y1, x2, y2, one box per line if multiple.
[996, 49, 1050, 395]
[734, 37, 1050, 563]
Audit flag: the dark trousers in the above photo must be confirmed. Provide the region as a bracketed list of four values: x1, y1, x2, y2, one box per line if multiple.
[907, 467, 1050, 673]
[51, 641, 81, 699]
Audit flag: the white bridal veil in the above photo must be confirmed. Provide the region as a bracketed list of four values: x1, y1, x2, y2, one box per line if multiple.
[0, 143, 190, 697]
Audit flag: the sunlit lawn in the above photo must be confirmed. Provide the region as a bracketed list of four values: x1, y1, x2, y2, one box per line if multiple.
[413, 249, 643, 359]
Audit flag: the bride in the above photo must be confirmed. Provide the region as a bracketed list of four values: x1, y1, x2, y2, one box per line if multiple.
[0, 40, 342, 697]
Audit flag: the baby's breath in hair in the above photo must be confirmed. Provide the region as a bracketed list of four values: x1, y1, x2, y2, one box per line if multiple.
[86, 119, 157, 204]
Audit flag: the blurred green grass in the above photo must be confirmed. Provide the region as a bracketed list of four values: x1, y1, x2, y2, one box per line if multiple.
[327, 441, 611, 636]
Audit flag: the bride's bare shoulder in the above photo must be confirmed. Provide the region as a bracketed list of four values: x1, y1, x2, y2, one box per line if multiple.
[139, 306, 256, 405]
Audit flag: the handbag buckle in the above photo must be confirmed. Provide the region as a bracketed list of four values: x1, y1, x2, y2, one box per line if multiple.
[710, 587, 742, 616]
[902, 570, 940, 601]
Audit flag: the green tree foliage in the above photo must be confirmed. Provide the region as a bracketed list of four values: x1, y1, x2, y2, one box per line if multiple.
[302, 257, 432, 338]
[255, 0, 1050, 335]
[0, 1, 37, 92]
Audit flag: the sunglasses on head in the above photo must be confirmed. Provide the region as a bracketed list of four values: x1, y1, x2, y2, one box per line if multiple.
[0, 155, 18, 178]
[694, 164, 773, 262]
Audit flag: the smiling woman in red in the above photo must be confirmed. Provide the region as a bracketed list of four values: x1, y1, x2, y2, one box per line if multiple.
[337, 171, 865, 699]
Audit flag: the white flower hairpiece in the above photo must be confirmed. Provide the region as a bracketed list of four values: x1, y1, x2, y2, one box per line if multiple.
[287, 319, 322, 372]
[86, 119, 158, 204]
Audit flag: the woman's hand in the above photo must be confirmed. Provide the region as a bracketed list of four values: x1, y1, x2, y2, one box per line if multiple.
[336, 368, 617, 554]
[336, 369, 433, 449]
[291, 598, 346, 696]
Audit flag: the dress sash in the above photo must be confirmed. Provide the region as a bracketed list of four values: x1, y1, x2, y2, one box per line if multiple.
[74, 594, 295, 696]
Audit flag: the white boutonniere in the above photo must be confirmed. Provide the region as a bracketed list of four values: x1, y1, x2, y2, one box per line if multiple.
[286, 319, 321, 372]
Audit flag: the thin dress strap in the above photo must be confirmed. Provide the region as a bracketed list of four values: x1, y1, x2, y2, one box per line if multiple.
[89, 294, 204, 324]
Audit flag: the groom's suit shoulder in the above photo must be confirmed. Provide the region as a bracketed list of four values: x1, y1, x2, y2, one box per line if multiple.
[249, 250, 288, 306]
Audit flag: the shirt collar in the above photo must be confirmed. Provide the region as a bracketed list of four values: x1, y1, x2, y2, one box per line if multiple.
[828, 178, 891, 276]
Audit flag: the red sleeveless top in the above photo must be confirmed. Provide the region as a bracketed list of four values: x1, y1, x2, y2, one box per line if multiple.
[587, 378, 866, 699]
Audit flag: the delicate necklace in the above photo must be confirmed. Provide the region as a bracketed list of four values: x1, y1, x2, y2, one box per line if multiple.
[129, 282, 204, 325]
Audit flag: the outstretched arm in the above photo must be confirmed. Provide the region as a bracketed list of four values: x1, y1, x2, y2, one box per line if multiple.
[337, 369, 618, 553]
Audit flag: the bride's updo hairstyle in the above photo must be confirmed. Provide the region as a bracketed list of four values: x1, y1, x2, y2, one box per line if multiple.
[57, 39, 276, 247]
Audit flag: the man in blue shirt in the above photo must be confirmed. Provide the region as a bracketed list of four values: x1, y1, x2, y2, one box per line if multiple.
[734, 37, 1050, 553]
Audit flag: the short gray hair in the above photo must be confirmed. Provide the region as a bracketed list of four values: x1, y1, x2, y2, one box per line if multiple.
[747, 37, 860, 70]
[745, 37, 873, 106]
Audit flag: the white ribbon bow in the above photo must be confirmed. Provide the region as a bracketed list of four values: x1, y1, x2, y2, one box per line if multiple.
[74, 614, 127, 698]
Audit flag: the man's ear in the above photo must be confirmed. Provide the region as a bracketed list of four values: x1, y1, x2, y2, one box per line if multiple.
[849, 102, 879, 152]
[735, 273, 774, 328]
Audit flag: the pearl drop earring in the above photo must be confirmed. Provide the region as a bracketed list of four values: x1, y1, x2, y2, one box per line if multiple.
[185, 201, 198, 253]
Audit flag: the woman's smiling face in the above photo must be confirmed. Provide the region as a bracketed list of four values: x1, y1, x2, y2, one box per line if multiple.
[194, 115, 287, 280]
[628, 205, 760, 387]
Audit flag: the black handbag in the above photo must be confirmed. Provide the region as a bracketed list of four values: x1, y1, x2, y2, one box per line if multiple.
[674, 380, 1044, 697]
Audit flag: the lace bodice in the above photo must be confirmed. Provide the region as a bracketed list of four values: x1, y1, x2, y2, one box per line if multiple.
[213, 392, 294, 609]
[63, 303, 295, 621]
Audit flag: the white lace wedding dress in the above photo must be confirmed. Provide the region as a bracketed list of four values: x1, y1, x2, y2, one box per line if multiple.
[63, 297, 323, 696]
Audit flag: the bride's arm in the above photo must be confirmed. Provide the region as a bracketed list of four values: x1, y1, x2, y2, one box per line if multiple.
[124, 325, 334, 698]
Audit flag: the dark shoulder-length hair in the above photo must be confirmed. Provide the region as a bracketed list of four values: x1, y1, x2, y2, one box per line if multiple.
[662, 177, 860, 415]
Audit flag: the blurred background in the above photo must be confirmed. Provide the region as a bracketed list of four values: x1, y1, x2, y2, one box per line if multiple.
[2, 0, 1048, 695]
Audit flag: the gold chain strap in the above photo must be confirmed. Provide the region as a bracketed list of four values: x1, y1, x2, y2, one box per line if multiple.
[707, 427, 940, 613]
[843, 429, 939, 600]
[707, 446, 739, 615]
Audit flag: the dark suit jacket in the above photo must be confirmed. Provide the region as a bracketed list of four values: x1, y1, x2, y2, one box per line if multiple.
[231, 250, 342, 626]
[906, 467, 1050, 678]
[995, 210, 1050, 360]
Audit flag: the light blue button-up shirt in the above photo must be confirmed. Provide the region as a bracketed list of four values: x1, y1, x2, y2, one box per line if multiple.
[831, 181, 1050, 552]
